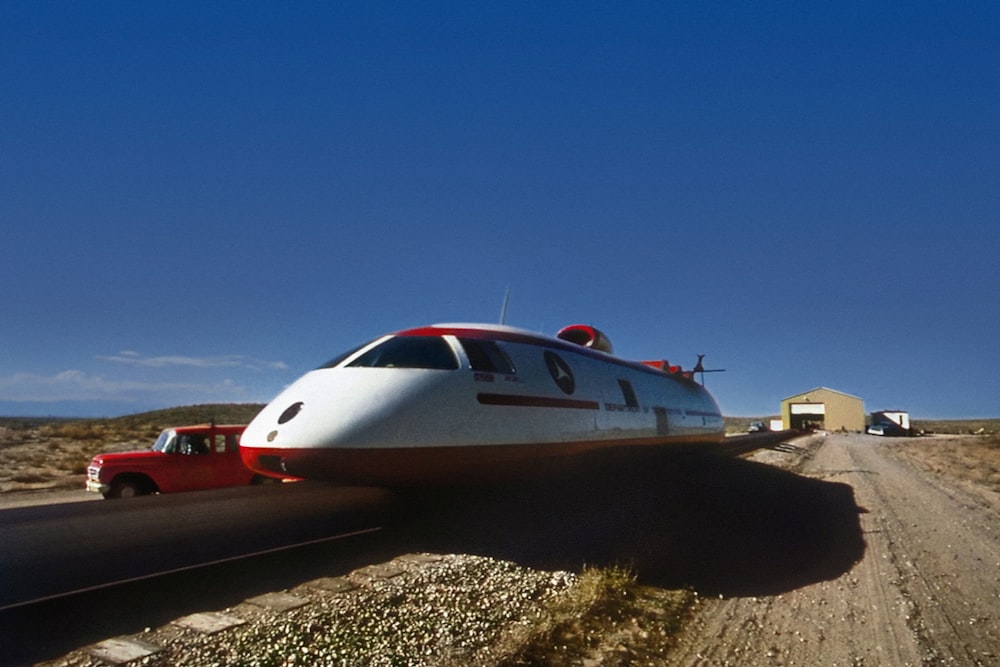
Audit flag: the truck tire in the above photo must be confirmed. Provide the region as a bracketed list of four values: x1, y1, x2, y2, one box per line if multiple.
[106, 478, 149, 499]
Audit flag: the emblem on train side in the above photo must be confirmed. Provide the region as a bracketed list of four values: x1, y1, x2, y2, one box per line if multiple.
[544, 351, 576, 394]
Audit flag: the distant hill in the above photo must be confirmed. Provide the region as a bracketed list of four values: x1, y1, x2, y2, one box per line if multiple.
[102, 404, 266, 429]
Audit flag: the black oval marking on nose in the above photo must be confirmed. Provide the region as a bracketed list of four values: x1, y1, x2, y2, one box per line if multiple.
[278, 401, 304, 424]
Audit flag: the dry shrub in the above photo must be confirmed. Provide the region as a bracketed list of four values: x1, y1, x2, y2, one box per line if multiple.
[38, 422, 106, 441]
[494, 566, 694, 667]
[12, 473, 50, 484]
[899, 435, 1000, 494]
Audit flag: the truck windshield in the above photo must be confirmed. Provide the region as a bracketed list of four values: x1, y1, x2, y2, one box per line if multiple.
[152, 430, 177, 453]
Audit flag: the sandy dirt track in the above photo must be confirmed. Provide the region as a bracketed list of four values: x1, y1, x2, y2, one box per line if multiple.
[668, 433, 1000, 666]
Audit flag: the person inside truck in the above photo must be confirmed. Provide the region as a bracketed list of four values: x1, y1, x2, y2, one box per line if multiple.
[179, 434, 209, 455]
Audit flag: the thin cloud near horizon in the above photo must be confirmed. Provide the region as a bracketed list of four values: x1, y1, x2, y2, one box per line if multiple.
[0, 370, 252, 404]
[99, 351, 289, 372]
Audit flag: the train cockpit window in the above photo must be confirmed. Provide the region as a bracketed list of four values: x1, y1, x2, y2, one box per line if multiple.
[347, 336, 459, 370]
[458, 338, 516, 374]
[318, 338, 381, 369]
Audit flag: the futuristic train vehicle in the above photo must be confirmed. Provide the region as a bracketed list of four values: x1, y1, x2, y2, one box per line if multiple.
[240, 323, 725, 486]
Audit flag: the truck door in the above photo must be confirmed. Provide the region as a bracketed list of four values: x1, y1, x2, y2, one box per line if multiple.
[211, 430, 250, 486]
[175, 431, 216, 490]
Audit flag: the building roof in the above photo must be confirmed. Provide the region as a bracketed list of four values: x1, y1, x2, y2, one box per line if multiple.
[781, 386, 864, 402]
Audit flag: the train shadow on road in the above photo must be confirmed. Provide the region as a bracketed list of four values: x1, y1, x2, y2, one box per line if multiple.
[389, 446, 867, 597]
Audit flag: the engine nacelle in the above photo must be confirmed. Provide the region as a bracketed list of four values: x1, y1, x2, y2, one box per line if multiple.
[556, 324, 614, 354]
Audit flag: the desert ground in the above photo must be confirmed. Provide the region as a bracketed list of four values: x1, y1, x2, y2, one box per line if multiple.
[667, 431, 1000, 666]
[3, 417, 1000, 664]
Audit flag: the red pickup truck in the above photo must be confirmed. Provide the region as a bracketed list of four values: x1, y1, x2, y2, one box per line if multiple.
[86, 424, 277, 498]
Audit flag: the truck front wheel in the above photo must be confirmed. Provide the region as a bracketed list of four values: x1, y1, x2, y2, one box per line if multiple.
[106, 478, 152, 499]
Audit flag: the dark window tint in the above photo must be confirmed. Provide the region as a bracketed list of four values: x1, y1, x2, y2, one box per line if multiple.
[459, 338, 517, 374]
[318, 339, 380, 369]
[347, 336, 458, 370]
[178, 434, 209, 455]
[617, 379, 639, 408]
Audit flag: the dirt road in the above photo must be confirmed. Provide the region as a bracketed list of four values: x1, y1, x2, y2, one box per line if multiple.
[668, 433, 1000, 666]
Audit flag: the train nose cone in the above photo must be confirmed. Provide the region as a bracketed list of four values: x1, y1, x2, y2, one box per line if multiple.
[259, 401, 306, 445]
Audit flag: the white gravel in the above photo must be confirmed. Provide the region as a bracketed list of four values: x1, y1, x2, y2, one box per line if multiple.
[38, 553, 577, 667]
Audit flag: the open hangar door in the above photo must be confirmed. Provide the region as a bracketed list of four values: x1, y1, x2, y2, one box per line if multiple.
[790, 403, 825, 430]
[781, 387, 865, 432]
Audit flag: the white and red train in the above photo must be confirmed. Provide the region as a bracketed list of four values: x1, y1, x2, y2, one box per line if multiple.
[240, 323, 725, 486]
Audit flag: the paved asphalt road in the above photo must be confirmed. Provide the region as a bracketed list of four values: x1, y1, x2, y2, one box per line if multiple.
[0, 481, 391, 610]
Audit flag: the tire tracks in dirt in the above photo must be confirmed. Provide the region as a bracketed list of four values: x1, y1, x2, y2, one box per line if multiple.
[666, 433, 1000, 666]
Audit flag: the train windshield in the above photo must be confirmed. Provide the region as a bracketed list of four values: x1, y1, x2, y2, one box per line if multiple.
[346, 336, 459, 370]
[317, 338, 381, 370]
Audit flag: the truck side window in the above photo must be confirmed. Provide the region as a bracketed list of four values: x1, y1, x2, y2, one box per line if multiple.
[180, 434, 209, 455]
[213, 435, 227, 454]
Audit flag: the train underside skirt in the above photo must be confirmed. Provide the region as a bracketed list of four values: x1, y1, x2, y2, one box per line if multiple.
[244, 434, 724, 487]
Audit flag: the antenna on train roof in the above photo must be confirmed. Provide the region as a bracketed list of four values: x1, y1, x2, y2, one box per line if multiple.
[693, 354, 726, 386]
[499, 287, 511, 324]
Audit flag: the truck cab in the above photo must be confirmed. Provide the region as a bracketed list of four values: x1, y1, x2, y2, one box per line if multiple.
[86, 424, 269, 498]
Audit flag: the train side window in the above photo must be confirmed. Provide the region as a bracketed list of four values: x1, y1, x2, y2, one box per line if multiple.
[617, 379, 639, 408]
[458, 338, 516, 374]
[347, 336, 459, 370]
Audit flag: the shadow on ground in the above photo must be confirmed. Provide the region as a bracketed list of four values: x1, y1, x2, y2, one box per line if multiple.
[0, 447, 865, 666]
[389, 446, 866, 597]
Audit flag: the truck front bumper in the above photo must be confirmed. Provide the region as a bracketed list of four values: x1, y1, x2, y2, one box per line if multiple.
[86, 479, 110, 494]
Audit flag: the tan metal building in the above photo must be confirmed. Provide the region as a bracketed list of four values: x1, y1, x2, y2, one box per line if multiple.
[781, 387, 865, 432]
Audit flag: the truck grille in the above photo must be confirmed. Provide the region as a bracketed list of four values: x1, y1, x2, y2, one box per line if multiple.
[87, 466, 101, 480]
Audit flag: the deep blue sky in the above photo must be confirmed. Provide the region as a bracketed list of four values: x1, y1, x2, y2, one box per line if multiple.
[2, 2, 997, 419]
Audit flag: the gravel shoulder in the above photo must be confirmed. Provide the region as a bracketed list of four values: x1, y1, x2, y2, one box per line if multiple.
[667, 433, 1000, 666]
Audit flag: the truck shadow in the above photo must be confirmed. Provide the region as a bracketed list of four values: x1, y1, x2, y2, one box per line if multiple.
[389, 446, 866, 597]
